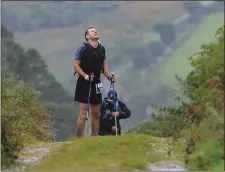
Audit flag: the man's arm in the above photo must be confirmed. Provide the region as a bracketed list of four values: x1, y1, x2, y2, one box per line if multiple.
[73, 45, 88, 79]
[102, 48, 116, 82]
[103, 60, 111, 78]
[118, 100, 131, 119]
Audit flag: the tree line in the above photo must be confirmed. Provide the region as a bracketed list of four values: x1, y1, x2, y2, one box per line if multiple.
[2, 2, 119, 32]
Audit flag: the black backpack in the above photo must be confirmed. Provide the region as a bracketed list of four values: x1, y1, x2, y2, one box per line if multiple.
[74, 42, 105, 76]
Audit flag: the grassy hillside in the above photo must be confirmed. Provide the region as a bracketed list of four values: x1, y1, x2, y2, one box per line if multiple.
[122, 12, 224, 103]
[116, 12, 224, 127]
[129, 12, 224, 90]
[158, 12, 224, 87]
[31, 134, 184, 171]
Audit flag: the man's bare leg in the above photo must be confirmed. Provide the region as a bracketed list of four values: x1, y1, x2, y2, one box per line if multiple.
[90, 104, 101, 136]
[76, 103, 88, 137]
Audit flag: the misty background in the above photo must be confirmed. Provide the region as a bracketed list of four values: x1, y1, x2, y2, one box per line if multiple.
[1, 1, 224, 141]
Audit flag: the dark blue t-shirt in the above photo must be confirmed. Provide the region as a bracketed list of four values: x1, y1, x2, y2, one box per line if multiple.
[73, 43, 106, 61]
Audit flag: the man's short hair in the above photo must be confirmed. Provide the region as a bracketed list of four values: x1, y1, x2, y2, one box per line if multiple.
[85, 26, 94, 41]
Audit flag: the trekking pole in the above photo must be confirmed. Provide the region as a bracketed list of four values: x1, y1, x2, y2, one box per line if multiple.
[84, 73, 93, 138]
[111, 74, 118, 136]
[109, 72, 116, 90]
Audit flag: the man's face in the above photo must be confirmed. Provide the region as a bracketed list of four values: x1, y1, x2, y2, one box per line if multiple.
[86, 28, 99, 40]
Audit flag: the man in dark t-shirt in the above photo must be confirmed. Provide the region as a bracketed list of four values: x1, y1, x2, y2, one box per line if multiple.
[73, 26, 116, 138]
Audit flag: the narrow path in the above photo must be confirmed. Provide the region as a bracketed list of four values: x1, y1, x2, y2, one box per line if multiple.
[17, 147, 50, 166]
[4, 142, 62, 172]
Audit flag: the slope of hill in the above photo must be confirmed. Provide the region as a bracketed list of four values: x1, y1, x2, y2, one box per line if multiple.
[158, 12, 224, 87]
[138, 12, 224, 97]
[122, 12, 224, 92]
[117, 12, 224, 127]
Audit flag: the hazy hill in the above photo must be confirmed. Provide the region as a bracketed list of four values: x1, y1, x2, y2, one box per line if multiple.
[2, 1, 184, 89]
[2, 1, 223, 131]
[2, 1, 184, 32]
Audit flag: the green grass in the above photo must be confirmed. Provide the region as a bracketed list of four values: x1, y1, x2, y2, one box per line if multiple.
[32, 134, 184, 171]
[158, 12, 224, 87]
[125, 12, 225, 106]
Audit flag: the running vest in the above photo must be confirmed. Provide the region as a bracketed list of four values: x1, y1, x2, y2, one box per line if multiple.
[74, 42, 105, 78]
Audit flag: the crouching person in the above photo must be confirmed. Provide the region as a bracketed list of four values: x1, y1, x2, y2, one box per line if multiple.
[99, 90, 131, 136]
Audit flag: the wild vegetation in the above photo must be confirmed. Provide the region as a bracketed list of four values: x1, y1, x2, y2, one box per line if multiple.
[1, 26, 80, 142]
[1, 74, 54, 169]
[128, 25, 224, 171]
[1, 25, 83, 169]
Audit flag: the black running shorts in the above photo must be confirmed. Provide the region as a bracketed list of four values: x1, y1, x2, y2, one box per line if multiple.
[74, 76, 103, 105]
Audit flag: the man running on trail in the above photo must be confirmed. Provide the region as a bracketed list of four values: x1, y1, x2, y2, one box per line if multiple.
[74, 26, 116, 137]
[99, 90, 131, 136]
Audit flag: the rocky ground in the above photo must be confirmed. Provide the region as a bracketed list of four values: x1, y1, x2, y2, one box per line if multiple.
[4, 142, 61, 172]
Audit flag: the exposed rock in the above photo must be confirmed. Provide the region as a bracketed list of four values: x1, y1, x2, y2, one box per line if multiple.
[147, 160, 186, 171]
